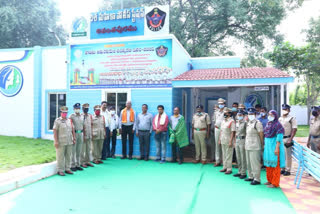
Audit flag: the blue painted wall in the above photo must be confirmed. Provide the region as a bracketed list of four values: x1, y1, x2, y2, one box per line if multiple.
[33, 47, 42, 138]
[191, 57, 241, 69]
[66, 90, 102, 114]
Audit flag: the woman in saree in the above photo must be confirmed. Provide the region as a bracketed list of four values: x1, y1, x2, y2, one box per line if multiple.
[263, 110, 286, 188]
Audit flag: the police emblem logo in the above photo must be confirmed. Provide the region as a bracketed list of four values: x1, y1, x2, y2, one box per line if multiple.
[146, 8, 166, 32]
[0, 65, 24, 97]
[156, 45, 168, 57]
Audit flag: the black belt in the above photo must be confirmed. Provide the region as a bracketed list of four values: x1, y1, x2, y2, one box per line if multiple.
[283, 135, 291, 139]
[311, 135, 320, 139]
[236, 136, 245, 140]
[138, 130, 149, 132]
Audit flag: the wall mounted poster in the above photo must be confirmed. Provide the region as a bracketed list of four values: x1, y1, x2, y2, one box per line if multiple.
[70, 39, 172, 89]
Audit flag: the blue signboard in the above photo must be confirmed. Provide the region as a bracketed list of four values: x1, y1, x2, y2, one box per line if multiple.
[70, 39, 172, 89]
[90, 8, 145, 39]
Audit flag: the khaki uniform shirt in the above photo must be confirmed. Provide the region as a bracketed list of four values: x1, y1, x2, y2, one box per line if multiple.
[92, 115, 105, 140]
[245, 119, 263, 150]
[82, 113, 92, 140]
[310, 116, 320, 138]
[220, 117, 236, 145]
[236, 120, 247, 138]
[279, 114, 297, 137]
[192, 112, 211, 129]
[53, 117, 73, 146]
[69, 113, 84, 131]
[214, 108, 226, 129]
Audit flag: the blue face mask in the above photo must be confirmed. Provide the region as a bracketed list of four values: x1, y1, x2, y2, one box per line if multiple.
[232, 107, 237, 112]
[260, 112, 266, 117]
[238, 116, 244, 120]
[219, 104, 225, 109]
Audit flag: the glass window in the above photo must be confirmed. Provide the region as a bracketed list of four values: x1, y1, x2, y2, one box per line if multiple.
[48, 93, 66, 130]
[105, 92, 128, 116]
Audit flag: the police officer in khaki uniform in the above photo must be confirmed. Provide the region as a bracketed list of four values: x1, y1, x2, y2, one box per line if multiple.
[233, 110, 247, 179]
[69, 103, 85, 172]
[81, 103, 94, 168]
[245, 108, 264, 185]
[192, 105, 211, 164]
[308, 106, 320, 154]
[279, 104, 297, 176]
[53, 106, 76, 176]
[219, 108, 236, 174]
[92, 105, 106, 164]
[214, 98, 227, 166]
[238, 104, 248, 121]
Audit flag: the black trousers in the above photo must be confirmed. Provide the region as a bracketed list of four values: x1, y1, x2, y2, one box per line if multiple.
[121, 125, 134, 157]
[138, 131, 150, 158]
[172, 141, 183, 162]
[102, 127, 111, 159]
[110, 129, 117, 156]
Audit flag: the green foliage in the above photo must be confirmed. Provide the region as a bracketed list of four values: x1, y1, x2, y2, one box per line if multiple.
[289, 84, 307, 105]
[0, 0, 67, 48]
[240, 50, 267, 68]
[0, 136, 55, 173]
[101, 0, 303, 57]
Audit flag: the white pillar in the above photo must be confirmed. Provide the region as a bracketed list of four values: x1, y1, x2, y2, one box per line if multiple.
[280, 84, 285, 105]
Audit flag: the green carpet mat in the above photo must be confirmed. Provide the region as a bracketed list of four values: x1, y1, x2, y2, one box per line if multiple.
[0, 159, 295, 214]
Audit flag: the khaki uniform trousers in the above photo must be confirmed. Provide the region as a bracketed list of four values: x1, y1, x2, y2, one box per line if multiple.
[81, 138, 92, 165]
[284, 138, 293, 172]
[56, 144, 73, 173]
[194, 130, 207, 161]
[71, 132, 83, 168]
[235, 139, 246, 175]
[93, 139, 104, 162]
[246, 150, 261, 182]
[221, 144, 233, 171]
[215, 128, 222, 163]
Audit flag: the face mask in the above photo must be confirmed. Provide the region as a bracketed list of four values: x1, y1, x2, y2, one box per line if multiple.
[248, 115, 255, 121]
[110, 110, 115, 115]
[95, 110, 100, 116]
[232, 107, 237, 112]
[282, 110, 289, 115]
[83, 108, 89, 113]
[268, 116, 275, 121]
[260, 112, 266, 117]
[238, 116, 243, 120]
[312, 111, 318, 117]
[61, 112, 67, 118]
[218, 104, 225, 109]
[224, 114, 228, 118]
[197, 112, 203, 116]
[75, 109, 80, 114]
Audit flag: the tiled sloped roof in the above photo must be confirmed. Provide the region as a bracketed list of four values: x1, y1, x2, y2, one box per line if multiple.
[173, 67, 291, 81]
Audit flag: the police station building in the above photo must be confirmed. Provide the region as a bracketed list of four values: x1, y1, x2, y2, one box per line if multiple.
[0, 5, 293, 159]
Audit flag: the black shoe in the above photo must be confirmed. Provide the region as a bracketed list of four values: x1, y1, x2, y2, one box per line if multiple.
[171, 159, 177, 163]
[239, 175, 247, 179]
[281, 170, 285, 175]
[71, 167, 77, 172]
[250, 180, 261, 185]
[233, 173, 241, 177]
[245, 178, 253, 182]
[179, 161, 183, 165]
[112, 155, 116, 159]
[76, 166, 83, 171]
[144, 157, 149, 161]
[128, 156, 132, 160]
[283, 171, 291, 176]
[121, 156, 127, 159]
[101, 158, 106, 160]
[139, 157, 144, 160]
[107, 155, 112, 158]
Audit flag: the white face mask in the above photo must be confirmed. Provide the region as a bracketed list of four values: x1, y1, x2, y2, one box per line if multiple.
[238, 116, 244, 121]
[268, 116, 275, 121]
[110, 110, 115, 115]
[282, 110, 289, 115]
[75, 109, 80, 114]
[248, 115, 255, 121]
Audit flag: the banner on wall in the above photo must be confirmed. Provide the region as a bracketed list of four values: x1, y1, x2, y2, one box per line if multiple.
[70, 39, 172, 89]
[90, 5, 169, 40]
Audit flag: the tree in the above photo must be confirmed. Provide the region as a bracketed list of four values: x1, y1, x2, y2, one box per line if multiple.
[240, 50, 267, 68]
[101, 0, 304, 57]
[0, 0, 67, 48]
[289, 84, 307, 105]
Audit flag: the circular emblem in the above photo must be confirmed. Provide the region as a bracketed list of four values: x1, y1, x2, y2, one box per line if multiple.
[244, 93, 264, 109]
[0, 65, 24, 97]
[72, 17, 88, 33]
[146, 8, 166, 32]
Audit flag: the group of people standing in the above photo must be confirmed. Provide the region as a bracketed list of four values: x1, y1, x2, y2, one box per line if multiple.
[53, 98, 300, 188]
[208, 98, 298, 188]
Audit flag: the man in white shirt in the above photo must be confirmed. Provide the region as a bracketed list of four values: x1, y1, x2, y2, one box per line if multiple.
[109, 106, 120, 158]
[101, 101, 111, 159]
